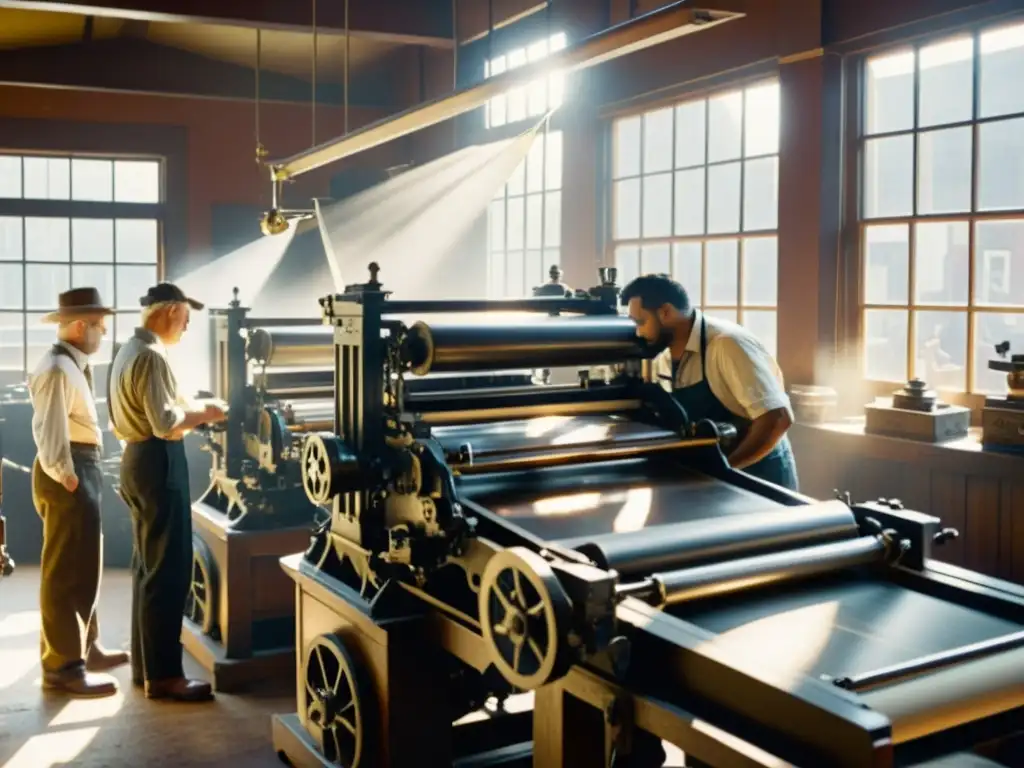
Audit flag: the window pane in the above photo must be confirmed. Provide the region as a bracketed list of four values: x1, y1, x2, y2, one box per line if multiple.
[974, 312, 1024, 394]
[977, 117, 1024, 211]
[744, 309, 777, 358]
[489, 94, 508, 128]
[506, 250, 525, 297]
[980, 23, 1024, 119]
[22, 157, 69, 200]
[507, 85, 527, 124]
[525, 140, 544, 193]
[26, 312, 54, 370]
[974, 220, 1024, 307]
[742, 236, 777, 306]
[742, 156, 779, 231]
[707, 91, 743, 163]
[0, 216, 22, 261]
[545, 131, 563, 190]
[116, 265, 157, 309]
[918, 37, 974, 128]
[488, 251, 505, 297]
[72, 158, 113, 202]
[674, 100, 706, 168]
[506, 197, 525, 250]
[25, 217, 70, 262]
[614, 116, 641, 179]
[916, 127, 972, 215]
[615, 245, 640, 287]
[525, 250, 543, 288]
[0, 264, 23, 309]
[642, 107, 674, 174]
[543, 192, 561, 248]
[114, 160, 160, 203]
[863, 135, 914, 218]
[525, 194, 543, 249]
[864, 309, 909, 381]
[71, 218, 115, 263]
[542, 249, 560, 278]
[706, 162, 741, 234]
[71, 264, 114, 307]
[914, 221, 969, 306]
[672, 242, 702, 304]
[613, 179, 641, 239]
[26, 264, 70, 310]
[913, 310, 967, 391]
[508, 161, 525, 196]
[116, 312, 142, 343]
[527, 76, 548, 117]
[488, 201, 505, 251]
[0, 156, 21, 198]
[705, 239, 738, 305]
[706, 309, 738, 324]
[673, 168, 705, 236]
[641, 243, 670, 275]
[0, 312, 24, 371]
[865, 51, 914, 135]
[744, 82, 780, 157]
[641, 173, 672, 238]
[864, 224, 909, 305]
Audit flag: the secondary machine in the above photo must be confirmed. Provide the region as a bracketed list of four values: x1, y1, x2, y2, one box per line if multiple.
[272, 264, 1024, 767]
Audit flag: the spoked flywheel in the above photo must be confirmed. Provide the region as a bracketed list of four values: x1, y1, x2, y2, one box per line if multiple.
[303, 634, 371, 767]
[184, 534, 217, 636]
[478, 547, 573, 691]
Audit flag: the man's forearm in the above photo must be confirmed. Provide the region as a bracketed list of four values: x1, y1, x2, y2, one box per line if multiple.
[727, 409, 791, 469]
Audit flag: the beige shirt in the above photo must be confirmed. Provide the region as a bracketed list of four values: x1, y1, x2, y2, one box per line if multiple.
[652, 310, 792, 421]
[28, 341, 103, 484]
[108, 328, 187, 442]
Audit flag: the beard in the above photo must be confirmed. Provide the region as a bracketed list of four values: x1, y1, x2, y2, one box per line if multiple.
[640, 321, 674, 357]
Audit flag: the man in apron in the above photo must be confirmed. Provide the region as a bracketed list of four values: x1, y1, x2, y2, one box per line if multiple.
[108, 282, 226, 702]
[29, 287, 129, 697]
[622, 274, 798, 491]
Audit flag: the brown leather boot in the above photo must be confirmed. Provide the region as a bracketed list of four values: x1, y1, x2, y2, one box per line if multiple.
[144, 677, 214, 702]
[86, 645, 130, 672]
[42, 668, 118, 698]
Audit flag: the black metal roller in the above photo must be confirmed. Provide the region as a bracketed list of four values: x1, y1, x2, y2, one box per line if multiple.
[478, 547, 573, 691]
[302, 434, 360, 506]
[302, 634, 372, 767]
[184, 534, 218, 636]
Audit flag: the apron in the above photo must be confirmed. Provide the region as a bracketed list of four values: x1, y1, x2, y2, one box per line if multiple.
[669, 317, 799, 491]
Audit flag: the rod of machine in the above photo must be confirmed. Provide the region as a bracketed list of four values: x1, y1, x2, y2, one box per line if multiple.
[266, 386, 334, 400]
[830, 629, 1024, 693]
[619, 535, 890, 608]
[267, 2, 740, 179]
[381, 298, 616, 316]
[243, 316, 325, 328]
[401, 317, 650, 375]
[406, 382, 637, 413]
[287, 420, 334, 434]
[246, 328, 335, 368]
[564, 501, 860, 576]
[256, 369, 334, 393]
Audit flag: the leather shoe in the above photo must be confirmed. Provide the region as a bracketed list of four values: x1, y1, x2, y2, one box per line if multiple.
[86, 646, 130, 672]
[42, 668, 118, 698]
[144, 677, 213, 702]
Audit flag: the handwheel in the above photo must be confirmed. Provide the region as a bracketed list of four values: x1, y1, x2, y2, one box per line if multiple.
[184, 534, 218, 636]
[302, 435, 335, 505]
[478, 547, 573, 691]
[303, 634, 371, 767]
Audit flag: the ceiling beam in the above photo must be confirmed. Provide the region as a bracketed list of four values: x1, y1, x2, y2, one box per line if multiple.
[0, 0, 454, 47]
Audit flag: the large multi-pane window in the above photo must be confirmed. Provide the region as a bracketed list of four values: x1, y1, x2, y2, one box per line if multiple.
[0, 154, 162, 384]
[485, 32, 566, 297]
[860, 21, 1024, 396]
[610, 81, 781, 357]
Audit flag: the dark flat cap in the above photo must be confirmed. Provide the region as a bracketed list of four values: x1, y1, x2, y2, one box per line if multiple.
[140, 282, 204, 310]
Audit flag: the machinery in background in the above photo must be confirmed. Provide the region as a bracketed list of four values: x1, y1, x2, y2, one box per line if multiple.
[982, 341, 1024, 454]
[864, 377, 971, 443]
[271, 263, 1024, 768]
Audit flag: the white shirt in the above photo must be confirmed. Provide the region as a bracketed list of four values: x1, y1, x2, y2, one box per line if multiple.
[28, 341, 103, 485]
[652, 310, 792, 421]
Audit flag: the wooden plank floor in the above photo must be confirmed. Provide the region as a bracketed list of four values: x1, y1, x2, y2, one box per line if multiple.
[0, 567, 293, 768]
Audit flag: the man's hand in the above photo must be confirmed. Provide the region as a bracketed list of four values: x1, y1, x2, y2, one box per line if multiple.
[203, 403, 228, 424]
[62, 475, 79, 493]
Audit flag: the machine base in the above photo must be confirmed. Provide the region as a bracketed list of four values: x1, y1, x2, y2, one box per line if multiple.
[181, 619, 295, 693]
[272, 713, 533, 768]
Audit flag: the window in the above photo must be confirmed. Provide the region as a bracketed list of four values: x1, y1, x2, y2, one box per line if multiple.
[0, 155, 162, 383]
[610, 81, 781, 357]
[860, 22, 1024, 397]
[485, 32, 567, 297]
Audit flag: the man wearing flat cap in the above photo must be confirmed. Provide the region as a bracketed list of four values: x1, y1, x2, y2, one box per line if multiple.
[109, 282, 226, 702]
[29, 287, 129, 698]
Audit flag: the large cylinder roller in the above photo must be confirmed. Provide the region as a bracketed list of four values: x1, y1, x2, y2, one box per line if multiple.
[401, 317, 650, 375]
[246, 328, 334, 368]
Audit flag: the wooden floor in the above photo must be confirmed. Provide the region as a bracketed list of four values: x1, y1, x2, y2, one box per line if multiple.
[0, 567, 293, 768]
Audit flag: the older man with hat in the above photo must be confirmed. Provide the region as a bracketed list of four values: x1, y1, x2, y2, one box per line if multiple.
[29, 287, 129, 698]
[108, 282, 226, 702]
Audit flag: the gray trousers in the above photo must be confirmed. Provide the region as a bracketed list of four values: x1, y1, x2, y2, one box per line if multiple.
[32, 444, 104, 673]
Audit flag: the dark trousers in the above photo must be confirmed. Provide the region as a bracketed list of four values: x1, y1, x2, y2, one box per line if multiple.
[118, 438, 192, 683]
[32, 445, 104, 673]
